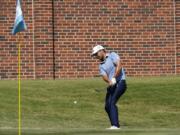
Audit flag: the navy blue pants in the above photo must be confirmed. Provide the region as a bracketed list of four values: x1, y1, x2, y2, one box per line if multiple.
[105, 80, 127, 127]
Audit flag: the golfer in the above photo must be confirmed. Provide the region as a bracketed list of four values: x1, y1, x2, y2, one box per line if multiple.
[92, 45, 127, 130]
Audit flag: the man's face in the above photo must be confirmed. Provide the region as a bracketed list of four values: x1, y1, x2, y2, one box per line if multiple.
[94, 50, 104, 61]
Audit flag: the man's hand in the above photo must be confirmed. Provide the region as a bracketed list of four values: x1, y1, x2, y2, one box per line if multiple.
[102, 75, 116, 86]
[109, 77, 116, 86]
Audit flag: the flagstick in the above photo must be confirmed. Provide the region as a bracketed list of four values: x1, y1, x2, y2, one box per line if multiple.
[12, 0, 26, 133]
[18, 34, 22, 135]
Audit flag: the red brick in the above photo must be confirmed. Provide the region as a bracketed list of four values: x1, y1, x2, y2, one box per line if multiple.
[0, 0, 179, 79]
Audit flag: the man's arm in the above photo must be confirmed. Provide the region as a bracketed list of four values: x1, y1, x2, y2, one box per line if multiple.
[113, 59, 122, 78]
[101, 59, 122, 86]
[102, 74, 114, 86]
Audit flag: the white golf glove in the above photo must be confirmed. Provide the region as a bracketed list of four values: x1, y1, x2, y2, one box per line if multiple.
[111, 77, 116, 85]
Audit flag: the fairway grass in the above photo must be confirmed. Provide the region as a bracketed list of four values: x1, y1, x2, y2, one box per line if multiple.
[0, 76, 180, 135]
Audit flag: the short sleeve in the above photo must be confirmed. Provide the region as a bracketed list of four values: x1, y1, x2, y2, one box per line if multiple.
[99, 65, 107, 76]
[110, 52, 120, 64]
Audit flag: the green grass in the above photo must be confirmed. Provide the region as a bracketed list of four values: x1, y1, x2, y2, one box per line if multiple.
[0, 76, 180, 135]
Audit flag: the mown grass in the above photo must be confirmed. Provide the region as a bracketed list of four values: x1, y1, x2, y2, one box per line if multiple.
[0, 76, 180, 135]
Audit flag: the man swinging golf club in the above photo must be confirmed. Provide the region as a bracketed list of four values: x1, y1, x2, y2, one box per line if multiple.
[92, 45, 127, 130]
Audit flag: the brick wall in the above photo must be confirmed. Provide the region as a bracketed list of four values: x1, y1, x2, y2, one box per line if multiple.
[176, 0, 180, 74]
[0, 0, 179, 79]
[34, 0, 54, 79]
[0, 0, 35, 79]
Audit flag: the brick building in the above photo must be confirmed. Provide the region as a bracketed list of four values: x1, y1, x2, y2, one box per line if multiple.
[0, 0, 179, 79]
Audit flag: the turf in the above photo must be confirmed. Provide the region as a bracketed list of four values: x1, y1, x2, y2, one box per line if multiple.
[0, 76, 180, 135]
